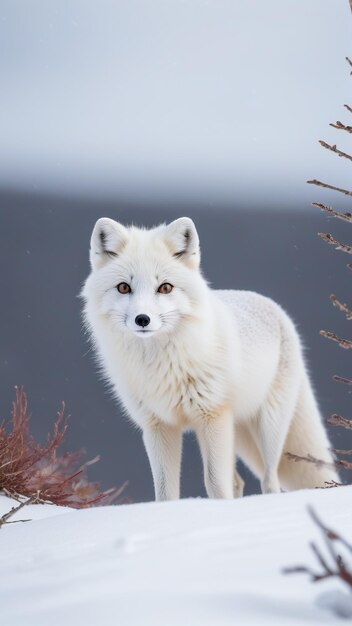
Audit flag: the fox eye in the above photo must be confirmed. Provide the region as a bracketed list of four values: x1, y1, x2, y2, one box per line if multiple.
[158, 283, 173, 294]
[117, 282, 131, 294]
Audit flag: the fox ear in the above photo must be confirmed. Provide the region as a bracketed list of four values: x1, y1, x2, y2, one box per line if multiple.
[163, 217, 200, 269]
[90, 218, 128, 269]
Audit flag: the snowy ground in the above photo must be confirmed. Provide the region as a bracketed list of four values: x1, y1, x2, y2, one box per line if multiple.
[1, 486, 351, 626]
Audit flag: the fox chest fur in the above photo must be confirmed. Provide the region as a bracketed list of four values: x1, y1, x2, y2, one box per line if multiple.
[102, 331, 235, 428]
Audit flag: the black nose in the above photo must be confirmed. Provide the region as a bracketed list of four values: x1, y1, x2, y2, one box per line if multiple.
[135, 314, 151, 328]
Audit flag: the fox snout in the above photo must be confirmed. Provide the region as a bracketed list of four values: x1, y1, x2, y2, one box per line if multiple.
[135, 314, 151, 328]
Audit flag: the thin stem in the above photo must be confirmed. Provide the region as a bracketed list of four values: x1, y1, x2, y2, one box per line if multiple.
[312, 202, 352, 223]
[319, 140, 352, 162]
[307, 179, 352, 196]
[333, 374, 352, 385]
[329, 121, 352, 134]
[327, 414, 352, 431]
[330, 294, 352, 319]
[318, 232, 352, 255]
[0, 493, 37, 528]
[320, 329, 352, 349]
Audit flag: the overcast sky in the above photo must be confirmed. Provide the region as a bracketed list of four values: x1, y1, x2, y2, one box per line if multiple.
[0, 1, 351, 206]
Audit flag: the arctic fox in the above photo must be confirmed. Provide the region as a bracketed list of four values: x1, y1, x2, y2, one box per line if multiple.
[82, 216, 338, 500]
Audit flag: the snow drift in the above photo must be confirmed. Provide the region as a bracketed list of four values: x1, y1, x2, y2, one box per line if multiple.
[1, 486, 351, 625]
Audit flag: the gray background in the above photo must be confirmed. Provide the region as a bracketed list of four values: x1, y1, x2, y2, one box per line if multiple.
[0, 193, 351, 501]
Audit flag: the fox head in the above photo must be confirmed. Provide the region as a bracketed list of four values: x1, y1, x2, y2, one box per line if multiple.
[82, 217, 209, 339]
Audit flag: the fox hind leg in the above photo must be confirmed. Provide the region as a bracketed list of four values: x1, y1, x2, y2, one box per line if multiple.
[252, 364, 301, 494]
[255, 392, 299, 494]
[233, 466, 245, 498]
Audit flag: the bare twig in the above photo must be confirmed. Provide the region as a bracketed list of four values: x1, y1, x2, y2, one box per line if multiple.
[335, 459, 352, 470]
[283, 507, 352, 589]
[286, 452, 334, 469]
[2, 488, 23, 502]
[333, 374, 352, 385]
[307, 179, 352, 196]
[309, 506, 352, 554]
[320, 329, 352, 349]
[318, 232, 352, 254]
[330, 294, 352, 320]
[283, 563, 332, 581]
[321, 480, 344, 488]
[329, 121, 352, 134]
[0, 493, 37, 528]
[328, 414, 352, 430]
[334, 448, 352, 456]
[312, 202, 352, 223]
[319, 140, 352, 162]
[305, 55, 352, 503]
[286, 451, 352, 471]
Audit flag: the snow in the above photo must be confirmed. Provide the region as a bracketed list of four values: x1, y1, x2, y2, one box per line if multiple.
[1, 486, 351, 626]
[318, 591, 352, 620]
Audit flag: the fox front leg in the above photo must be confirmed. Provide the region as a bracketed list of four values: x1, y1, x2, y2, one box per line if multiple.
[142, 420, 183, 501]
[196, 411, 235, 499]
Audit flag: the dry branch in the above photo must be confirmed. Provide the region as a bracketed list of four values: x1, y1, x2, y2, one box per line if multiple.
[322, 480, 344, 488]
[0, 387, 125, 508]
[329, 121, 352, 134]
[307, 179, 352, 197]
[330, 294, 352, 320]
[298, 53, 352, 514]
[283, 507, 352, 589]
[328, 414, 352, 431]
[333, 374, 352, 385]
[319, 140, 352, 162]
[0, 493, 37, 528]
[320, 330, 352, 349]
[318, 232, 352, 254]
[312, 202, 352, 223]
[286, 452, 336, 470]
[286, 451, 352, 472]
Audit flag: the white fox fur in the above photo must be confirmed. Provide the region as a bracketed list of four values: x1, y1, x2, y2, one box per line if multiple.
[82, 216, 338, 500]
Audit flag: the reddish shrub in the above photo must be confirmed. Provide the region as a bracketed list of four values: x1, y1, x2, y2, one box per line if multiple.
[0, 387, 126, 508]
